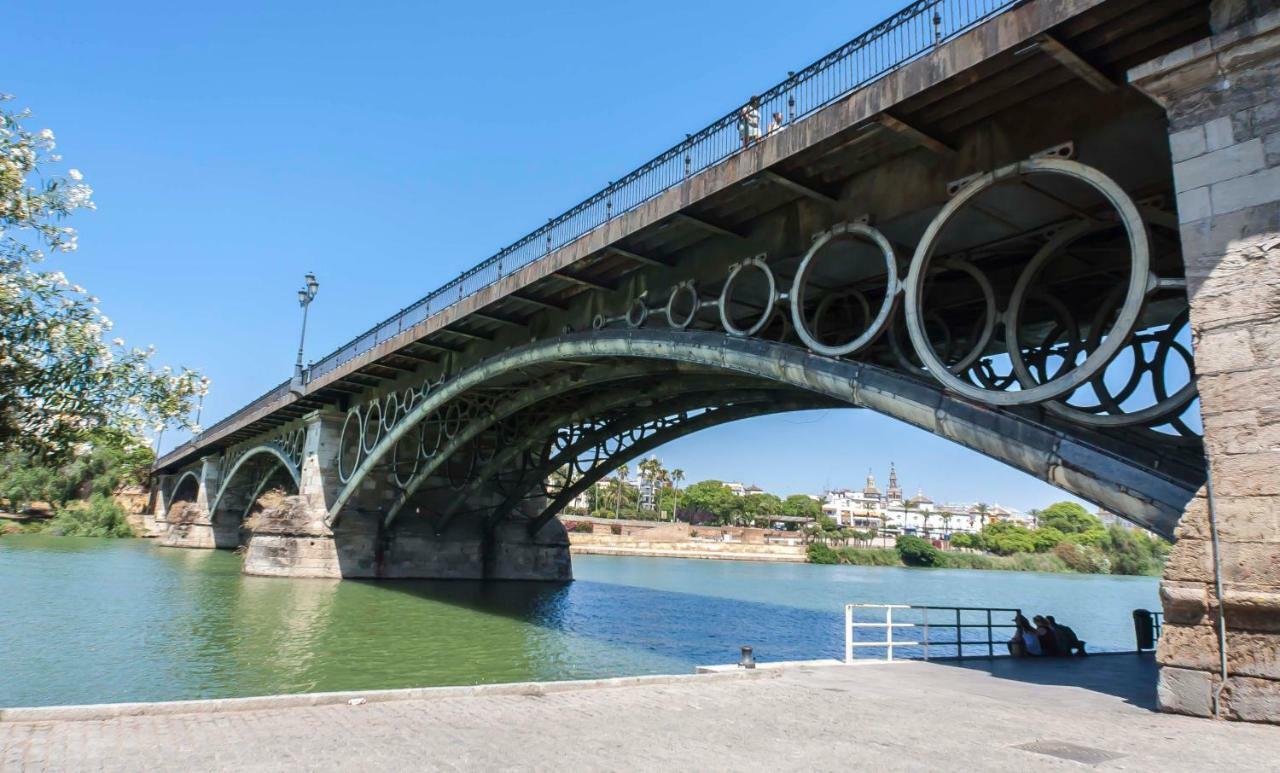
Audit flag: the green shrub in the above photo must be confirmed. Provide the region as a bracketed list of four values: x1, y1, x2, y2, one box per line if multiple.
[806, 542, 839, 564]
[1052, 541, 1110, 573]
[48, 494, 134, 538]
[977, 521, 1037, 555]
[896, 535, 942, 567]
[835, 547, 900, 566]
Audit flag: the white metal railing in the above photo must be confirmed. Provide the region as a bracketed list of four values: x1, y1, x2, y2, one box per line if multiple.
[844, 604, 1022, 662]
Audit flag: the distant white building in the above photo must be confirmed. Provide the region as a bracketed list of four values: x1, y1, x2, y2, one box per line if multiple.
[724, 481, 767, 497]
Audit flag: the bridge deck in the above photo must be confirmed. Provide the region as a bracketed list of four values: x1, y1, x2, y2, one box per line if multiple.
[4, 656, 1276, 770]
[157, 0, 1209, 471]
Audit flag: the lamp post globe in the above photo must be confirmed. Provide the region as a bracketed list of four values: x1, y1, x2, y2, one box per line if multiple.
[293, 272, 320, 385]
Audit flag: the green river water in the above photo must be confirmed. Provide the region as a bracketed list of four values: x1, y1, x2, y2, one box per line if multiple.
[0, 535, 1159, 708]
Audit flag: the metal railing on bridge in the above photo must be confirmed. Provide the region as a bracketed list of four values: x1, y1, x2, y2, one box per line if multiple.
[172, 0, 1021, 461]
[844, 604, 1023, 662]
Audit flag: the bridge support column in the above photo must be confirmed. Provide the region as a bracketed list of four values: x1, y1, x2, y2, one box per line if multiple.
[1131, 3, 1280, 724]
[149, 473, 174, 536]
[160, 456, 224, 549]
[242, 409, 354, 578]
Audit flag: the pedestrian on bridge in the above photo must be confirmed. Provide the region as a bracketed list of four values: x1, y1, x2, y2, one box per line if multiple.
[739, 96, 761, 148]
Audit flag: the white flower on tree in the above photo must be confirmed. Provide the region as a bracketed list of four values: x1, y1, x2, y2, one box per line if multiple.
[0, 94, 208, 461]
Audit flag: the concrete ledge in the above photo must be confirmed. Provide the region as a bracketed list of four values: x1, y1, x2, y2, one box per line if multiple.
[0, 669, 779, 724]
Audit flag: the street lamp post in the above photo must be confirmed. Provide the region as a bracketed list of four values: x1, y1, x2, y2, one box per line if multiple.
[291, 272, 319, 393]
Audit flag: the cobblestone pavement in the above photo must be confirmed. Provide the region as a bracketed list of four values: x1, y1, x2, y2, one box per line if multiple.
[3, 658, 1278, 771]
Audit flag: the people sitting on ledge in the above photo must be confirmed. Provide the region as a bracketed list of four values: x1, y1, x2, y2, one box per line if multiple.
[1007, 613, 1087, 657]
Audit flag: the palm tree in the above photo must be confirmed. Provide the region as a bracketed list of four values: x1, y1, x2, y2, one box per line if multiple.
[671, 468, 685, 521]
[976, 502, 991, 530]
[941, 512, 954, 541]
[615, 464, 630, 519]
[877, 510, 890, 547]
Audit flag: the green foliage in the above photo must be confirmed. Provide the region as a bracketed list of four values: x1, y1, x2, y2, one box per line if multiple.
[976, 521, 1037, 555]
[1031, 526, 1066, 553]
[935, 551, 1068, 572]
[896, 534, 942, 567]
[1038, 501, 1103, 534]
[806, 542, 839, 564]
[1, 96, 206, 462]
[1052, 541, 1111, 574]
[806, 543, 900, 566]
[949, 532, 976, 550]
[680, 480, 742, 524]
[1102, 524, 1168, 576]
[48, 494, 133, 538]
[781, 494, 822, 519]
[0, 450, 60, 511]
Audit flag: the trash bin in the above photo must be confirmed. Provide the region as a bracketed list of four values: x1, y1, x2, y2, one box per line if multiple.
[1133, 608, 1155, 651]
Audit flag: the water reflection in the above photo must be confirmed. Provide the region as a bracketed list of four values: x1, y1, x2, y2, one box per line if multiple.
[0, 537, 1158, 707]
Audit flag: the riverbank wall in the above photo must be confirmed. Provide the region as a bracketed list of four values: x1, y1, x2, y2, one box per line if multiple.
[563, 517, 807, 562]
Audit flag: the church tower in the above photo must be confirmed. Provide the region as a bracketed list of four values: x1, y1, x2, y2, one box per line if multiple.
[886, 462, 903, 502]
[863, 469, 880, 498]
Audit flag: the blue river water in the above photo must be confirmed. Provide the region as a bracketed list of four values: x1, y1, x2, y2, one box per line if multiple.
[0, 536, 1158, 707]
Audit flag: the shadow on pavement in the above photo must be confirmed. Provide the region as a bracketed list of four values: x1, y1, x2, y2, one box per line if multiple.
[941, 652, 1159, 710]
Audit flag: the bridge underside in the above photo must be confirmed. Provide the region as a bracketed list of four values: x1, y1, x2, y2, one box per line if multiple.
[151, 0, 1280, 723]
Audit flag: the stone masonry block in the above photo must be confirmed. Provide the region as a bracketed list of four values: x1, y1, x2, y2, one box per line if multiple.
[1222, 674, 1280, 724]
[1170, 124, 1207, 161]
[1202, 412, 1280, 457]
[1178, 199, 1280, 262]
[1252, 99, 1280, 138]
[1158, 666, 1216, 718]
[1159, 623, 1280, 679]
[1162, 581, 1210, 624]
[1197, 366, 1280, 418]
[1177, 186, 1213, 224]
[1211, 164, 1280, 213]
[1193, 326, 1257, 373]
[1173, 138, 1265, 191]
[1212, 449, 1280, 496]
[1164, 536, 1280, 586]
[1206, 115, 1236, 150]
[1265, 131, 1280, 166]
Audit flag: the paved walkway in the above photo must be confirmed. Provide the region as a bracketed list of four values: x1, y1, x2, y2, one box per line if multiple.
[3, 656, 1278, 771]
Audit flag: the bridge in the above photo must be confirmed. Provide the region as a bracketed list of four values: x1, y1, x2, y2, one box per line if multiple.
[150, 0, 1280, 723]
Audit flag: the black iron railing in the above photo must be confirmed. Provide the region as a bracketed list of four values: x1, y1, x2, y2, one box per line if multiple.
[166, 0, 1019, 465]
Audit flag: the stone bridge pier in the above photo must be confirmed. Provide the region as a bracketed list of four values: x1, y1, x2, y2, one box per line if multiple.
[1132, 1, 1280, 723]
[161, 409, 571, 582]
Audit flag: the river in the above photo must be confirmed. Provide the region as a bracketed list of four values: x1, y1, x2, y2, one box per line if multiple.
[0, 535, 1159, 708]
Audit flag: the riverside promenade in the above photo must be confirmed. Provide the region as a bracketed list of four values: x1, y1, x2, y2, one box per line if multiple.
[3, 657, 1278, 771]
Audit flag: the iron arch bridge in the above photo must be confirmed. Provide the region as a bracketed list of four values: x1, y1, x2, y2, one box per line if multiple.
[272, 158, 1201, 544]
[157, 156, 1203, 572]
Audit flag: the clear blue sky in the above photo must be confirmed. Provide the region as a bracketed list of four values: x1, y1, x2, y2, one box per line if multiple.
[9, 0, 1089, 511]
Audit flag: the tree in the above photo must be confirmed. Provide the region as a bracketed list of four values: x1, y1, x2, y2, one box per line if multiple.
[670, 468, 685, 520]
[896, 534, 942, 567]
[741, 492, 782, 523]
[1031, 526, 1066, 553]
[614, 464, 630, 519]
[679, 480, 742, 524]
[781, 494, 821, 520]
[0, 96, 206, 463]
[940, 511, 954, 540]
[636, 456, 665, 513]
[977, 521, 1036, 555]
[1038, 501, 1103, 535]
[975, 502, 991, 530]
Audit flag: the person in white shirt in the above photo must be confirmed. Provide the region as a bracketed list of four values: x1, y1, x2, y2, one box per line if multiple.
[739, 96, 761, 148]
[768, 111, 785, 135]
